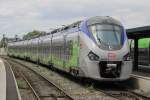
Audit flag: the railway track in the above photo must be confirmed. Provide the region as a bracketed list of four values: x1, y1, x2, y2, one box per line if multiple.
[4, 59, 39, 100]
[6, 59, 74, 100]
[21, 72, 41, 100]
[2, 57, 117, 100]
[11, 63, 41, 100]
[3, 56, 150, 100]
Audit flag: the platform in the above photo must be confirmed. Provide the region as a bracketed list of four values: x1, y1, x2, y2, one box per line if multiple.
[0, 58, 21, 100]
[0, 58, 6, 100]
[133, 65, 150, 77]
[5, 60, 21, 100]
[129, 65, 150, 97]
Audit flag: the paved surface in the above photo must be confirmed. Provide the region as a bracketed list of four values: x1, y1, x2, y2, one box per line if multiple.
[0, 48, 7, 56]
[131, 65, 150, 97]
[0, 58, 6, 100]
[4, 60, 21, 100]
[133, 65, 150, 77]
[130, 74, 150, 97]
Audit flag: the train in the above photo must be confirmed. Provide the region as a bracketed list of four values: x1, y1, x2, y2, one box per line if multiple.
[7, 16, 132, 81]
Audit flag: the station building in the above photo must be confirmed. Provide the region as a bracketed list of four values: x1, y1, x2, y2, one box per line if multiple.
[127, 26, 150, 70]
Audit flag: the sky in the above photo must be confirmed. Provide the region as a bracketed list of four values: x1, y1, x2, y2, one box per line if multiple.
[0, 0, 150, 39]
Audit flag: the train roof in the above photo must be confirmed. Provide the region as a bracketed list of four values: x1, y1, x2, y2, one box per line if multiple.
[49, 20, 82, 34]
[127, 26, 150, 39]
[9, 20, 82, 44]
[9, 16, 122, 44]
[87, 16, 122, 26]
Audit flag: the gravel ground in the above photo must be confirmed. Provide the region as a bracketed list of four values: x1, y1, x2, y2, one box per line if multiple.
[10, 58, 117, 100]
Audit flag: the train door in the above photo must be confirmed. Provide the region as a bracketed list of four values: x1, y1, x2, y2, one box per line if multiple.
[51, 32, 65, 69]
[63, 32, 67, 69]
[39, 37, 43, 63]
[64, 31, 80, 73]
[42, 36, 49, 64]
[24, 41, 27, 59]
[50, 34, 53, 65]
[26, 40, 29, 59]
[35, 38, 39, 62]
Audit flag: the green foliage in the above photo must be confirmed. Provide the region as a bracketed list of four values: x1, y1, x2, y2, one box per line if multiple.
[86, 83, 95, 92]
[129, 38, 150, 48]
[138, 38, 150, 48]
[23, 30, 47, 39]
[0, 38, 7, 48]
[17, 79, 28, 89]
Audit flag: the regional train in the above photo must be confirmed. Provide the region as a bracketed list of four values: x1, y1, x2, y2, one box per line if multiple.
[7, 16, 132, 81]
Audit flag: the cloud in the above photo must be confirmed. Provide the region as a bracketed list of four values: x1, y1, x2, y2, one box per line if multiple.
[0, 0, 150, 38]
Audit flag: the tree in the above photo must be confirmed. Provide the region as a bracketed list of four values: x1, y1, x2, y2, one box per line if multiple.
[0, 37, 7, 48]
[23, 30, 47, 40]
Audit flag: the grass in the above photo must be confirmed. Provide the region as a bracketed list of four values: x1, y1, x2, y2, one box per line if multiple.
[17, 79, 28, 89]
[85, 83, 95, 92]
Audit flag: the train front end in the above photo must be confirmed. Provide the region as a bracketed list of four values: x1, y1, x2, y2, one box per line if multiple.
[79, 16, 132, 81]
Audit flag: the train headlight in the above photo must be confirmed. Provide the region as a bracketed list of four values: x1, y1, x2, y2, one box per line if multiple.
[123, 53, 131, 61]
[88, 51, 99, 61]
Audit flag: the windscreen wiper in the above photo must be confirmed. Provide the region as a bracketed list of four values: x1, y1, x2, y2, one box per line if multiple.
[97, 37, 101, 43]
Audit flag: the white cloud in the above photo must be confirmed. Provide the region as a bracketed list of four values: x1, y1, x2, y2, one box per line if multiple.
[0, 0, 150, 38]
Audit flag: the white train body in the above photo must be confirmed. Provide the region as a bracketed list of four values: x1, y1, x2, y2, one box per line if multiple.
[8, 16, 132, 81]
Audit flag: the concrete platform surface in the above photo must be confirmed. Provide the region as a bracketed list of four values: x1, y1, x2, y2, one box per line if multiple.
[4, 60, 21, 100]
[130, 73, 150, 97]
[0, 58, 6, 100]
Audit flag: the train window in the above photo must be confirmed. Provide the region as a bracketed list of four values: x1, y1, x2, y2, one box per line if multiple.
[89, 24, 122, 46]
[64, 26, 69, 30]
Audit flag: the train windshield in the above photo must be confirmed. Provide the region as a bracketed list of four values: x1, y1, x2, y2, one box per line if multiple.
[89, 24, 123, 46]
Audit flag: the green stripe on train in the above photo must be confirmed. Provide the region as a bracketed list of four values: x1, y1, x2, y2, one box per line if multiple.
[51, 40, 79, 68]
[10, 40, 80, 69]
[66, 41, 79, 68]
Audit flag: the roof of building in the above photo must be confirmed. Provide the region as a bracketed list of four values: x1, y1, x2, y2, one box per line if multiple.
[126, 26, 150, 39]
